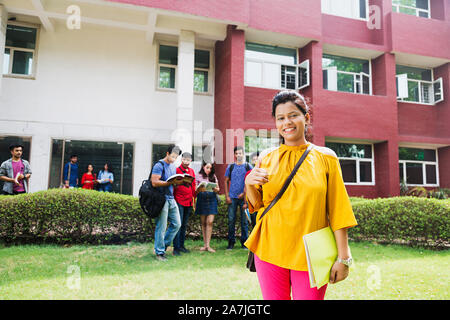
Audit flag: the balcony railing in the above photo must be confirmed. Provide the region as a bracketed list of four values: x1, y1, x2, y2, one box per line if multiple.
[392, 2, 430, 18]
[244, 58, 310, 91]
[323, 67, 371, 95]
[396, 75, 444, 105]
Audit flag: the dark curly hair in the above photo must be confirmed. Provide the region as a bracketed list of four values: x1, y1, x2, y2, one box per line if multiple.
[199, 161, 217, 183]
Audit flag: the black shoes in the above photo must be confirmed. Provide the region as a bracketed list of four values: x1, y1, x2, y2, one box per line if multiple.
[156, 254, 167, 261]
[226, 241, 235, 250]
[179, 247, 190, 253]
[173, 250, 181, 256]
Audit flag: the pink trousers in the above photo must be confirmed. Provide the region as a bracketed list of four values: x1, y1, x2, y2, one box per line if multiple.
[254, 255, 327, 300]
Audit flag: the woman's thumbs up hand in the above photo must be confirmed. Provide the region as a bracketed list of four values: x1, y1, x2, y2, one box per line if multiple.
[245, 159, 269, 186]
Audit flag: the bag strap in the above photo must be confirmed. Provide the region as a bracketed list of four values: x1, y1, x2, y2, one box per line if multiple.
[67, 163, 71, 181]
[258, 144, 314, 221]
[229, 163, 234, 181]
[229, 162, 250, 181]
[148, 160, 165, 181]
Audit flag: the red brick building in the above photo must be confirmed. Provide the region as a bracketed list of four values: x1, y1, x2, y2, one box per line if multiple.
[1, 0, 449, 198]
[212, 0, 450, 198]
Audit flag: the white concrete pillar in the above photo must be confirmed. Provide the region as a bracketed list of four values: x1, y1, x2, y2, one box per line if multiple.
[0, 5, 7, 96]
[174, 30, 195, 157]
[29, 135, 51, 193]
[132, 139, 152, 197]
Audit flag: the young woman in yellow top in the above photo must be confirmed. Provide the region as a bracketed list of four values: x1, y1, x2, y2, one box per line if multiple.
[245, 90, 357, 300]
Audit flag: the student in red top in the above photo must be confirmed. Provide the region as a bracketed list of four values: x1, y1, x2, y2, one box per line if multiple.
[81, 164, 97, 190]
[172, 152, 196, 256]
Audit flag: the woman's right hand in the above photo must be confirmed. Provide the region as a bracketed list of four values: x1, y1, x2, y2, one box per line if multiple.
[245, 160, 269, 186]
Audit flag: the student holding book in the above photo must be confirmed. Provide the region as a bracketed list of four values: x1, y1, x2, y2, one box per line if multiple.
[0, 144, 32, 195]
[244, 90, 357, 300]
[151, 144, 184, 261]
[172, 152, 196, 256]
[195, 162, 220, 252]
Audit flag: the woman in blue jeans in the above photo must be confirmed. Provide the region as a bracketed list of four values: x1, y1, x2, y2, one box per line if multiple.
[97, 163, 114, 192]
[195, 162, 220, 253]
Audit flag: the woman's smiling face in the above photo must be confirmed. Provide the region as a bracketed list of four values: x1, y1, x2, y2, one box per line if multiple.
[275, 101, 310, 144]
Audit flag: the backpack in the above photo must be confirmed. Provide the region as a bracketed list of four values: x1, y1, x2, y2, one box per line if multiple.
[138, 160, 167, 219]
[228, 162, 251, 181]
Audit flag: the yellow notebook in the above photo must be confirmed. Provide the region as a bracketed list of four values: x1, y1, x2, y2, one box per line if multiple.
[303, 226, 337, 289]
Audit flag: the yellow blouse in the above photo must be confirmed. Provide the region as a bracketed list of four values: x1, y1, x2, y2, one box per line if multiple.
[244, 142, 357, 271]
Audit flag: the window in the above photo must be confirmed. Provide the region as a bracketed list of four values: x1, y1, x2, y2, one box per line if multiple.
[396, 65, 444, 105]
[399, 147, 438, 186]
[321, 0, 368, 20]
[3, 24, 38, 77]
[193, 144, 213, 164]
[49, 139, 134, 194]
[244, 42, 310, 90]
[244, 134, 280, 164]
[194, 49, 210, 93]
[152, 144, 170, 166]
[157, 45, 211, 92]
[392, 0, 430, 18]
[298, 59, 310, 90]
[323, 54, 371, 95]
[158, 45, 177, 89]
[325, 142, 375, 184]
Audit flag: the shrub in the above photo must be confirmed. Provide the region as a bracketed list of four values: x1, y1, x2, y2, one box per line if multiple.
[0, 189, 152, 244]
[1, 190, 448, 248]
[427, 189, 448, 200]
[440, 188, 450, 197]
[400, 181, 409, 196]
[0, 190, 240, 245]
[406, 186, 428, 197]
[349, 197, 449, 249]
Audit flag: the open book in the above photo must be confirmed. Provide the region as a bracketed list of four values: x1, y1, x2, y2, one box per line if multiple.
[195, 181, 217, 192]
[166, 173, 195, 184]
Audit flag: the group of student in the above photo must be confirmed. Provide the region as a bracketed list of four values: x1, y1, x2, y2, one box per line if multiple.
[62, 154, 115, 192]
[149, 90, 358, 300]
[0, 90, 359, 300]
[0, 144, 116, 194]
[150, 144, 258, 260]
[0, 143, 257, 256]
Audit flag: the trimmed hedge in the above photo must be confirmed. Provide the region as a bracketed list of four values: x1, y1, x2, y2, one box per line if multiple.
[349, 197, 449, 248]
[0, 189, 449, 248]
[0, 189, 237, 245]
[0, 189, 152, 244]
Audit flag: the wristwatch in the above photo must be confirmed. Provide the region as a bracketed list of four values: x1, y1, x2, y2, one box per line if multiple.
[337, 257, 353, 267]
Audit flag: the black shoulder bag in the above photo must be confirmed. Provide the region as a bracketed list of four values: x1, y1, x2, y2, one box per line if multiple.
[246, 144, 314, 272]
[139, 160, 167, 220]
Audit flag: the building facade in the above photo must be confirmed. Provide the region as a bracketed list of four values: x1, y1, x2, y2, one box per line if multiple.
[0, 0, 449, 198]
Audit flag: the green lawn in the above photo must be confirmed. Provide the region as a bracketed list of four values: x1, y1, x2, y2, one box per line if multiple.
[0, 240, 448, 300]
